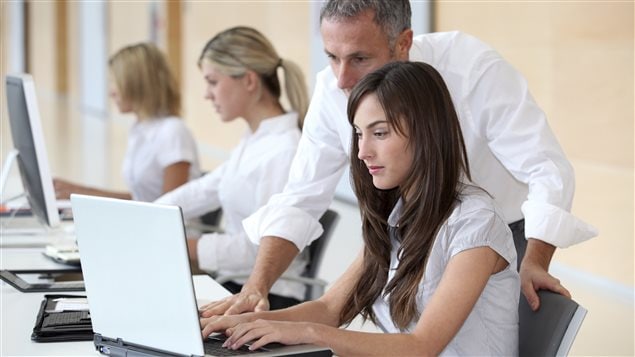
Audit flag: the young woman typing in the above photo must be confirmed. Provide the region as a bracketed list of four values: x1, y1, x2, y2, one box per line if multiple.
[199, 61, 520, 356]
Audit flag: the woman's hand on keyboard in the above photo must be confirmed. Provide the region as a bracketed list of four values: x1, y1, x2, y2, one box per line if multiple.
[222, 320, 314, 351]
[200, 312, 254, 339]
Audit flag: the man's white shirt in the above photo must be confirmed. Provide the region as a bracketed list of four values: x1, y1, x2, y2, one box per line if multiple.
[244, 31, 597, 252]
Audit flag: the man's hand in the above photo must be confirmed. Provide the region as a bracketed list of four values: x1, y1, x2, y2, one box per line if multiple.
[200, 289, 269, 317]
[200, 236, 299, 317]
[520, 239, 571, 311]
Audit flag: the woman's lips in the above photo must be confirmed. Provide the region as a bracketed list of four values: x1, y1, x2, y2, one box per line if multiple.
[368, 166, 383, 175]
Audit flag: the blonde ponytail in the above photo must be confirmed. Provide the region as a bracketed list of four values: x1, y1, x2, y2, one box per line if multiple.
[279, 58, 309, 129]
[199, 26, 309, 129]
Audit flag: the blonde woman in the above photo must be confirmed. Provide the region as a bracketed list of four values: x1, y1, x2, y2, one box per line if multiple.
[54, 43, 201, 202]
[155, 26, 309, 310]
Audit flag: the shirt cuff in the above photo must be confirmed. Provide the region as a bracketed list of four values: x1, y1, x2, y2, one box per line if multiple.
[242, 205, 323, 250]
[196, 234, 219, 272]
[521, 200, 598, 248]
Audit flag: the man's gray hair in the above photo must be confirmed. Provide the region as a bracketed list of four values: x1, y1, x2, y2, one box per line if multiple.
[320, 0, 411, 46]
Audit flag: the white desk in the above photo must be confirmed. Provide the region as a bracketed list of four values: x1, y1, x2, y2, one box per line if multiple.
[1, 285, 93, 356]
[1, 227, 78, 271]
[1, 240, 225, 356]
[2, 273, 224, 356]
[1, 247, 79, 271]
[0, 218, 76, 250]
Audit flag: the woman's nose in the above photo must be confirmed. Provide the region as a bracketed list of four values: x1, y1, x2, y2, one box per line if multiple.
[358, 138, 372, 161]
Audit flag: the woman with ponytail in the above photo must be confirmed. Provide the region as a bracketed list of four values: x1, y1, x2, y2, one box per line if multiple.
[156, 26, 309, 310]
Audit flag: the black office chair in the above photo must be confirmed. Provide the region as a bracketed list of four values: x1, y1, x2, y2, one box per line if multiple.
[184, 208, 224, 234]
[190, 171, 223, 233]
[199, 208, 223, 231]
[215, 209, 339, 301]
[519, 290, 587, 357]
[298, 209, 339, 300]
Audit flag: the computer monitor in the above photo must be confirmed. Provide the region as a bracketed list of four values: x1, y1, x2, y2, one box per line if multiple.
[3, 73, 60, 228]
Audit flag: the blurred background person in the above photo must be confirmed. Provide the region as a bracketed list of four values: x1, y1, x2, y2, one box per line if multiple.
[54, 42, 201, 202]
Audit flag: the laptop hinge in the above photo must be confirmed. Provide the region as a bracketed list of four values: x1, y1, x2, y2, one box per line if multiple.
[94, 334, 127, 357]
[93, 333, 197, 357]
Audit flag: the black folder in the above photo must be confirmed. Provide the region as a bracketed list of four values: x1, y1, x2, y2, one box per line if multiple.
[31, 294, 94, 342]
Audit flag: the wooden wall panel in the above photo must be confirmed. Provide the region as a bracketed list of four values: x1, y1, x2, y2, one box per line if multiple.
[27, 1, 56, 94]
[182, 2, 311, 169]
[436, 2, 633, 355]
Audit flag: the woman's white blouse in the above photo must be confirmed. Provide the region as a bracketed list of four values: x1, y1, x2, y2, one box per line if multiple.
[122, 116, 201, 202]
[372, 188, 520, 356]
[155, 112, 306, 300]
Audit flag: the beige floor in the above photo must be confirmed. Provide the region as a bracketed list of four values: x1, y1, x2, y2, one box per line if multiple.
[2, 90, 633, 355]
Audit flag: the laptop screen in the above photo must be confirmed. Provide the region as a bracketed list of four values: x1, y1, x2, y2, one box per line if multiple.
[72, 194, 207, 355]
[72, 194, 331, 357]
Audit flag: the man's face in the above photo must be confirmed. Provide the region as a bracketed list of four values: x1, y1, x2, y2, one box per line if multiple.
[321, 10, 405, 96]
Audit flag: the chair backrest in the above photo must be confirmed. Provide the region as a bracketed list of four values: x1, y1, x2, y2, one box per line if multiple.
[519, 290, 587, 357]
[303, 209, 339, 300]
[197, 171, 223, 230]
[199, 208, 223, 228]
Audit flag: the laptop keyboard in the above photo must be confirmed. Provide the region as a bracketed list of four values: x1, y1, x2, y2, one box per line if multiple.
[204, 335, 267, 356]
[204, 343, 255, 356]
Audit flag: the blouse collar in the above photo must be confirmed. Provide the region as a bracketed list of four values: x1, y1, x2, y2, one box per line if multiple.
[250, 111, 299, 139]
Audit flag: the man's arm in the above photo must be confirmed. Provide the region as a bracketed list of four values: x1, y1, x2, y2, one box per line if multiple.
[200, 67, 349, 316]
[200, 236, 299, 316]
[520, 239, 571, 311]
[462, 44, 596, 306]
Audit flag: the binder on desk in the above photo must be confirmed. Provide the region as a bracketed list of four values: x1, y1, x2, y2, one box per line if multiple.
[0, 269, 84, 292]
[31, 294, 94, 342]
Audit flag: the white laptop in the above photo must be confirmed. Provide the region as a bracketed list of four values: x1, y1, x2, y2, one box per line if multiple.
[71, 194, 331, 357]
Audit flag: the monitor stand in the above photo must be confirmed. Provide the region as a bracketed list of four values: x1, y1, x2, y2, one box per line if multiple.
[0, 149, 20, 204]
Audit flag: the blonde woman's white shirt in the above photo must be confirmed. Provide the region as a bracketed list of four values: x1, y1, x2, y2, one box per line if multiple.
[373, 187, 520, 356]
[244, 31, 597, 251]
[155, 112, 306, 301]
[122, 116, 201, 202]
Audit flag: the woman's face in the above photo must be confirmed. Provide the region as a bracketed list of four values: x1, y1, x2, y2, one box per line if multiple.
[200, 60, 250, 122]
[109, 75, 132, 114]
[353, 93, 413, 191]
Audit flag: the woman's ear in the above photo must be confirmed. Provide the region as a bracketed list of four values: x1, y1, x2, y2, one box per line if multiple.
[243, 70, 260, 92]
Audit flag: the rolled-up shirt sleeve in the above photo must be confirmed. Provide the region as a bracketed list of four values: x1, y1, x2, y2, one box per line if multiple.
[243, 70, 349, 250]
[196, 231, 258, 272]
[466, 56, 597, 247]
[522, 201, 597, 248]
[155, 163, 226, 220]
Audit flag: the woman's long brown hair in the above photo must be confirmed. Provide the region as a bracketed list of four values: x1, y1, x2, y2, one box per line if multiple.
[340, 61, 471, 330]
